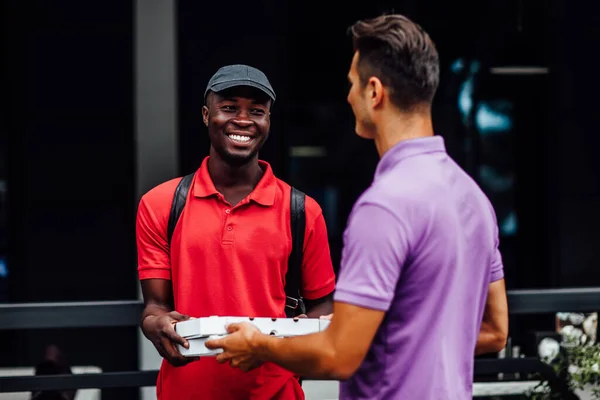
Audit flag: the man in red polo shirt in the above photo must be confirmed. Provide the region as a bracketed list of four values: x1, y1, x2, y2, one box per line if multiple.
[136, 64, 336, 400]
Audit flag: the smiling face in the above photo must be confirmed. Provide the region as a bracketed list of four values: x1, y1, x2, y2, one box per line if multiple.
[202, 86, 272, 165]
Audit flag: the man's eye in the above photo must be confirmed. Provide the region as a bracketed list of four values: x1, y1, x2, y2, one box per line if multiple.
[221, 106, 236, 111]
[251, 109, 266, 115]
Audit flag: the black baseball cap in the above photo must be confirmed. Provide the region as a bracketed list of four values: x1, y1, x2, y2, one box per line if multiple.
[204, 64, 276, 102]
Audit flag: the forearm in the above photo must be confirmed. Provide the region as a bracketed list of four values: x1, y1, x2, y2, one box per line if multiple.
[475, 322, 507, 355]
[254, 331, 342, 379]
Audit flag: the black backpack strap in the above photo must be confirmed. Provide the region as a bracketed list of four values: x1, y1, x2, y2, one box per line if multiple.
[167, 173, 195, 245]
[285, 186, 306, 317]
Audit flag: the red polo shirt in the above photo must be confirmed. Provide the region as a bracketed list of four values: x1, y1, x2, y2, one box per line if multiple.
[136, 157, 336, 400]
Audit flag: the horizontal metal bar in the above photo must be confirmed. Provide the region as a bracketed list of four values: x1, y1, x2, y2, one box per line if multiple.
[289, 146, 327, 157]
[0, 300, 143, 330]
[0, 358, 554, 392]
[474, 358, 554, 376]
[1, 288, 599, 330]
[507, 287, 600, 314]
[490, 66, 549, 75]
[0, 371, 158, 393]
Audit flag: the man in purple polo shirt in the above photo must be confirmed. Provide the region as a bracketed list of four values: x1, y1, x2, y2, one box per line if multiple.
[206, 13, 509, 399]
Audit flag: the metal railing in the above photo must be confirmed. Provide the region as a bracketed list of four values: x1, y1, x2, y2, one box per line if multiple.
[0, 359, 560, 393]
[1, 288, 599, 394]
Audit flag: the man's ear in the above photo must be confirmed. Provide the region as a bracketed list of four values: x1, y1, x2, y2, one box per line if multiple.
[202, 105, 209, 126]
[368, 77, 384, 109]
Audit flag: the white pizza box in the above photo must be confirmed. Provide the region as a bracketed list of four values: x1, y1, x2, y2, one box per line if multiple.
[175, 316, 331, 357]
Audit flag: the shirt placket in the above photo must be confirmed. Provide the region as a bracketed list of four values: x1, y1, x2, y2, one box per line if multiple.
[222, 204, 235, 245]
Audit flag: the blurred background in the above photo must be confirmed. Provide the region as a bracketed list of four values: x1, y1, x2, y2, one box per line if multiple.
[1, 0, 599, 399]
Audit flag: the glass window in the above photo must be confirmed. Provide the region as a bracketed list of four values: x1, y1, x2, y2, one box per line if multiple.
[0, 120, 7, 303]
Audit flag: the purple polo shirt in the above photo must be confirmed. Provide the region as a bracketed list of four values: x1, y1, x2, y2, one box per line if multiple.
[334, 136, 504, 400]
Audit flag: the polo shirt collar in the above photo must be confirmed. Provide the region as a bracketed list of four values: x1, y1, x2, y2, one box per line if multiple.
[375, 135, 446, 179]
[193, 157, 276, 206]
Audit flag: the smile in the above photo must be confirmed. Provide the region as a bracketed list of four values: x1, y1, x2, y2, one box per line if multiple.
[227, 134, 253, 144]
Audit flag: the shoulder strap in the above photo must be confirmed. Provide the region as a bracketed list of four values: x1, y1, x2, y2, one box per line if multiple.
[285, 186, 306, 317]
[167, 173, 195, 245]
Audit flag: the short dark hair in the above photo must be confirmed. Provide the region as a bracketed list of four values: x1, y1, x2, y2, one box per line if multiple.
[349, 14, 440, 110]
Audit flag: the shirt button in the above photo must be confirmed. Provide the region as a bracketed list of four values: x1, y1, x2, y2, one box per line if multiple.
[225, 209, 231, 214]
[227, 226, 233, 231]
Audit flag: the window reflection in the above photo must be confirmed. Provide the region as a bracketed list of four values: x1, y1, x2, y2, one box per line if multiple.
[0, 126, 6, 302]
[452, 58, 518, 238]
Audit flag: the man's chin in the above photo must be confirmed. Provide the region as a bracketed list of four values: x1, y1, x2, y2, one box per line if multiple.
[212, 140, 264, 166]
[355, 124, 375, 140]
[221, 150, 258, 166]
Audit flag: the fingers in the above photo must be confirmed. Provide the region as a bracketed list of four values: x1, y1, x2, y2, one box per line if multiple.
[293, 314, 308, 321]
[152, 340, 170, 360]
[215, 353, 249, 370]
[146, 312, 201, 367]
[219, 356, 260, 372]
[159, 322, 195, 367]
[162, 323, 189, 348]
[319, 313, 333, 320]
[168, 311, 191, 322]
[225, 323, 242, 333]
[157, 337, 190, 367]
[215, 352, 232, 364]
[168, 341, 197, 366]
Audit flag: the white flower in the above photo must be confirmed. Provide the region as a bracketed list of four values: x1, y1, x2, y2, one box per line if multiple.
[592, 363, 599, 373]
[583, 314, 598, 339]
[560, 326, 585, 348]
[557, 312, 571, 321]
[561, 325, 575, 335]
[561, 326, 584, 340]
[568, 313, 586, 325]
[568, 365, 580, 375]
[538, 338, 560, 362]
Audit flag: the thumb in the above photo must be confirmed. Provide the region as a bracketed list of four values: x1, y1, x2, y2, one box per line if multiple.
[204, 336, 223, 350]
[169, 311, 191, 322]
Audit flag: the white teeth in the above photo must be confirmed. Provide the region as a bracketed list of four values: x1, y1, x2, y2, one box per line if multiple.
[228, 134, 251, 143]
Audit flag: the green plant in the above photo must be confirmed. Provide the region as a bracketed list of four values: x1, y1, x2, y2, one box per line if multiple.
[564, 343, 600, 397]
[526, 340, 600, 399]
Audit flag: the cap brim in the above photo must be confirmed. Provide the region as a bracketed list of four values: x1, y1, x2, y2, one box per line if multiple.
[207, 80, 276, 102]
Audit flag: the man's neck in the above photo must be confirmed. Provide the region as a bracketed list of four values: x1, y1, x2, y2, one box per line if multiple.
[373, 108, 434, 158]
[207, 149, 263, 190]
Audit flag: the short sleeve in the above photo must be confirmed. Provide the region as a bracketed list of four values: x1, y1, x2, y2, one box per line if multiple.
[136, 195, 172, 280]
[300, 199, 336, 300]
[334, 203, 411, 311]
[489, 220, 505, 283]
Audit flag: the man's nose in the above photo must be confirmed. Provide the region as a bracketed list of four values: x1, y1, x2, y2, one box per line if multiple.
[232, 116, 253, 127]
